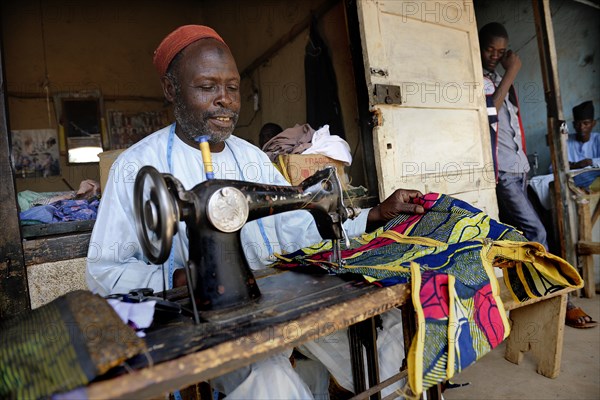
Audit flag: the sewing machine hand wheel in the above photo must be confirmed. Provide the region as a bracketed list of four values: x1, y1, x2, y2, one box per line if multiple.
[133, 166, 179, 264]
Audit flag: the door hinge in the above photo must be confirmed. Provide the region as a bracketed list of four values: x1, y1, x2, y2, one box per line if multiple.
[373, 84, 402, 105]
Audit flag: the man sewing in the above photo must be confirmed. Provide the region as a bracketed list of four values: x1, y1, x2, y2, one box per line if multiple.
[87, 25, 424, 398]
[568, 100, 600, 170]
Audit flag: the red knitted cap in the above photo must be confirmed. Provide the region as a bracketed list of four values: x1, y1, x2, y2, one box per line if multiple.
[153, 25, 228, 76]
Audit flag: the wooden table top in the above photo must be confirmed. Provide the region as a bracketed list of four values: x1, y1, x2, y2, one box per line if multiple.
[85, 268, 411, 399]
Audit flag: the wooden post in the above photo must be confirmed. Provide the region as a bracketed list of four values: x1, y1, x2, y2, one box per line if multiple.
[577, 199, 595, 298]
[0, 36, 31, 318]
[531, 0, 575, 266]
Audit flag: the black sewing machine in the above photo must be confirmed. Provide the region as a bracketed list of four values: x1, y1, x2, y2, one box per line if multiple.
[133, 166, 360, 321]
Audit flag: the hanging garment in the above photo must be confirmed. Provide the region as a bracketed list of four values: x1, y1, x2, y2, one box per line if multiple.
[305, 16, 345, 139]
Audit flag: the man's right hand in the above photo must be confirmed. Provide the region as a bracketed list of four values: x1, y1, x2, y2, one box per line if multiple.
[501, 49, 521, 73]
[570, 159, 593, 169]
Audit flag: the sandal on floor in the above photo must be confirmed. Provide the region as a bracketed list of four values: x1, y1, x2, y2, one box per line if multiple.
[566, 307, 598, 329]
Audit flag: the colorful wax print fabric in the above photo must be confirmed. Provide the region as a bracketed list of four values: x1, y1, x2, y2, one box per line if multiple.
[273, 193, 582, 395]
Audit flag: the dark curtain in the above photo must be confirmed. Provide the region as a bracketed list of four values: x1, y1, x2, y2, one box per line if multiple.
[304, 16, 345, 139]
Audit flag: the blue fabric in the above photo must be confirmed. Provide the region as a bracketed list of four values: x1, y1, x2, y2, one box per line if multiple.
[496, 172, 547, 248]
[19, 205, 56, 224]
[19, 199, 99, 224]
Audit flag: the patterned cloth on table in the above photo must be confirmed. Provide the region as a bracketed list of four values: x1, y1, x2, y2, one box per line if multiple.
[273, 193, 582, 395]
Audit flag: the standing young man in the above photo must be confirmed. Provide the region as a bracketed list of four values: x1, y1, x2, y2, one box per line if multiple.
[480, 22, 548, 249]
[480, 22, 596, 329]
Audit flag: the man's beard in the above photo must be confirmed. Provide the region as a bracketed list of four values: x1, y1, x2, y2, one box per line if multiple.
[173, 98, 239, 144]
[576, 131, 590, 143]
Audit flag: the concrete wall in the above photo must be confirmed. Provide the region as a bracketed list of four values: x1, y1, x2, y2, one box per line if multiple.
[3, 0, 366, 195]
[2, 0, 201, 193]
[27, 257, 88, 309]
[474, 0, 600, 174]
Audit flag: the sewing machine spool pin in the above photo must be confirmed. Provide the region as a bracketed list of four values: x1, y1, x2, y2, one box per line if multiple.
[133, 166, 360, 315]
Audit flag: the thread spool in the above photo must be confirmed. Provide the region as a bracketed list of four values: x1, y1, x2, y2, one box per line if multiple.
[196, 136, 214, 180]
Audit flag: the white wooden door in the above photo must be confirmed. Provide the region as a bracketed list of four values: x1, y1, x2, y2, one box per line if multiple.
[356, 0, 498, 217]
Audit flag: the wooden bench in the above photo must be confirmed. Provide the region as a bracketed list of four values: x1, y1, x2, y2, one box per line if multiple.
[499, 278, 576, 378]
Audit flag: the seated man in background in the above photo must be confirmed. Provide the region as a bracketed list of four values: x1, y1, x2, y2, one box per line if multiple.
[87, 24, 424, 398]
[568, 100, 600, 170]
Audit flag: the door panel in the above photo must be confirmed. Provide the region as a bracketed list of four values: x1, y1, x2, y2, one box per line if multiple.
[379, 0, 475, 30]
[357, 0, 498, 218]
[374, 14, 478, 109]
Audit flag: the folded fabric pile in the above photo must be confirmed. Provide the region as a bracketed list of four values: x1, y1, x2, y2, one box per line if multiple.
[301, 124, 352, 165]
[263, 123, 352, 165]
[19, 198, 100, 224]
[17, 190, 77, 211]
[273, 193, 582, 395]
[262, 123, 315, 162]
[18, 180, 101, 225]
